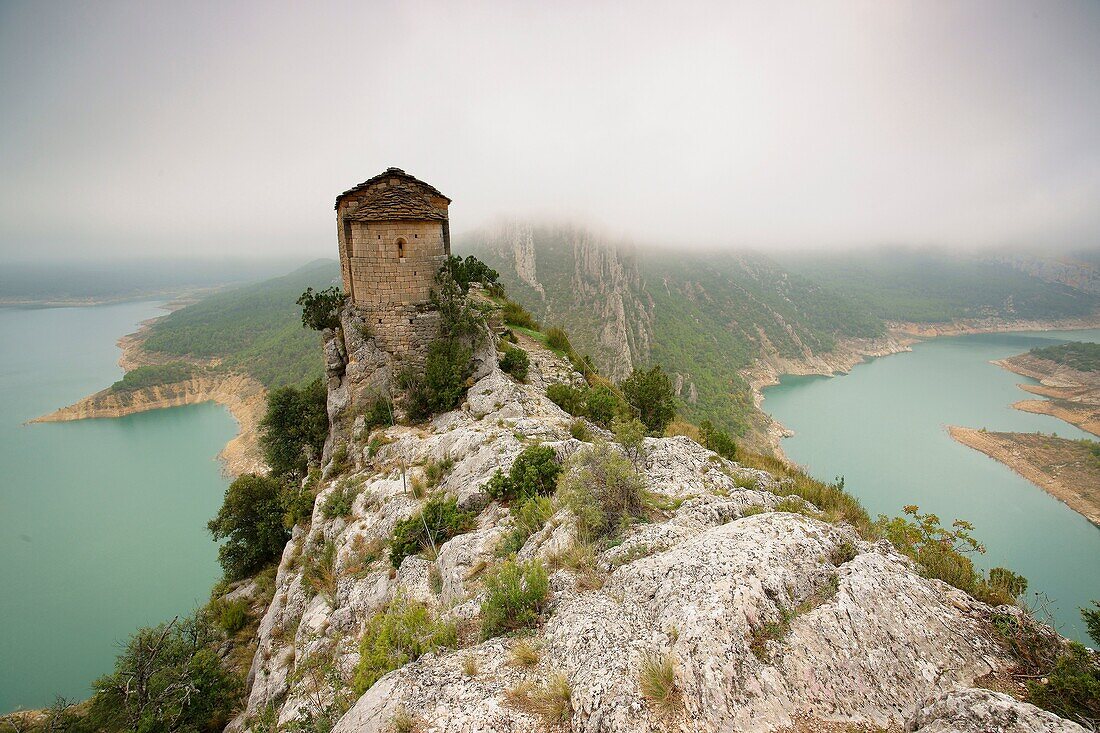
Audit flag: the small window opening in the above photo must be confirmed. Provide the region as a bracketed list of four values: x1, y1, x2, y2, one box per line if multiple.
[395, 237, 407, 258]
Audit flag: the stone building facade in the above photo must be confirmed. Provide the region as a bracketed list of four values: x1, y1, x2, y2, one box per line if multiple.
[335, 168, 451, 365]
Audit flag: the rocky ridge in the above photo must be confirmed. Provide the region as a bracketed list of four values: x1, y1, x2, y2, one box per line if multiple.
[225, 313, 1084, 732]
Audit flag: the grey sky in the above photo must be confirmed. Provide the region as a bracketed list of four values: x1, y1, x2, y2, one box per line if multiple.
[2, 0, 1098, 259]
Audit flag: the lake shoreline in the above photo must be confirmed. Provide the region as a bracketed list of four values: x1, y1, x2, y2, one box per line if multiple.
[751, 313, 1100, 459]
[30, 303, 267, 477]
[947, 426, 1100, 527]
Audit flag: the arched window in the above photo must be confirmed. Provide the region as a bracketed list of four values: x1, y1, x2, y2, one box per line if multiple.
[395, 237, 406, 259]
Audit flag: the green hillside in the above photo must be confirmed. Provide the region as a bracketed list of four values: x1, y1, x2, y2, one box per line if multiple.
[464, 227, 1099, 440]
[142, 259, 341, 388]
[1030, 341, 1100, 372]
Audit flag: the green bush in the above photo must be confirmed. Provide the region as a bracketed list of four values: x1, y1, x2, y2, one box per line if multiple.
[874, 506, 1018, 606]
[1026, 642, 1100, 723]
[321, 484, 359, 519]
[439, 255, 499, 292]
[500, 345, 530, 382]
[499, 495, 555, 556]
[353, 596, 457, 694]
[1084, 601, 1100, 645]
[546, 383, 586, 415]
[259, 378, 329, 478]
[214, 598, 250, 635]
[296, 286, 345, 331]
[557, 442, 646, 540]
[484, 445, 561, 502]
[87, 614, 238, 732]
[545, 327, 572, 353]
[480, 560, 550, 638]
[207, 474, 290, 581]
[569, 419, 591, 441]
[503, 300, 540, 330]
[281, 478, 317, 529]
[612, 416, 647, 468]
[362, 394, 392, 432]
[620, 365, 676, 435]
[700, 420, 737, 461]
[400, 338, 472, 422]
[390, 497, 476, 567]
[585, 384, 627, 428]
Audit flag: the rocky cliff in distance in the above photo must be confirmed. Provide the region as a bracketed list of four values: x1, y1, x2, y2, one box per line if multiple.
[223, 310, 1086, 733]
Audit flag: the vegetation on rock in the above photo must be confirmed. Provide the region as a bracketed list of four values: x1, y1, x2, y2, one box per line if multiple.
[353, 597, 457, 694]
[259, 378, 329, 478]
[109, 362, 195, 392]
[557, 441, 646, 540]
[480, 560, 550, 638]
[484, 444, 561, 502]
[621, 365, 676, 435]
[389, 497, 476, 567]
[296, 285, 345, 331]
[207, 473, 290, 581]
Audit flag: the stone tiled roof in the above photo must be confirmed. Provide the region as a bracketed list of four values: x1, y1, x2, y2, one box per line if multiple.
[335, 167, 450, 210]
[345, 180, 446, 222]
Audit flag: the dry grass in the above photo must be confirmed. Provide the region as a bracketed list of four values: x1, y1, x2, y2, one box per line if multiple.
[639, 651, 682, 716]
[388, 708, 423, 733]
[548, 541, 605, 591]
[510, 638, 542, 667]
[462, 655, 479, 677]
[505, 674, 573, 726]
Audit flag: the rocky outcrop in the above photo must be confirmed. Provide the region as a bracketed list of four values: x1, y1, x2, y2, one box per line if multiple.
[225, 324, 1085, 733]
[907, 688, 1086, 732]
[31, 373, 266, 476]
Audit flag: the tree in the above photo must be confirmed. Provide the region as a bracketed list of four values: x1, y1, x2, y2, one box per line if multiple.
[438, 255, 499, 292]
[1084, 601, 1100, 646]
[87, 614, 237, 732]
[700, 420, 737, 461]
[207, 474, 289, 581]
[620, 365, 676, 435]
[296, 286, 345, 331]
[259, 378, 329, 478]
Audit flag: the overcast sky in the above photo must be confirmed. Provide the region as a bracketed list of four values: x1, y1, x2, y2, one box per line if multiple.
[1, 0, 1099, 260]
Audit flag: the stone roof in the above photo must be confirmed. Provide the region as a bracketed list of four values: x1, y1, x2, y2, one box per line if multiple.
[345, 179, 447, 222]
[335, 167, 450, 212]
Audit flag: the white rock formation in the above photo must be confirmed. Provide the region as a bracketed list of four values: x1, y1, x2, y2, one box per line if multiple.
[228, 325, 1085, 733]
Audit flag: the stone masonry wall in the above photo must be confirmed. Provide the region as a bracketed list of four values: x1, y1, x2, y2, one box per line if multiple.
[345, 220, 446, 306]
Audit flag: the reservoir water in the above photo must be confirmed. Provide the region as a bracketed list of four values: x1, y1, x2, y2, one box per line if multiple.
[0, 303, 235, 713]
[763, 329, 1100, 644]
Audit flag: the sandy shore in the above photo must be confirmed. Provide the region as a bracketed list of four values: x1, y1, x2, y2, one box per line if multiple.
[991, 353, 1100, 439]
[31, 305, 266, 477]
[948, 426, 1100, 527]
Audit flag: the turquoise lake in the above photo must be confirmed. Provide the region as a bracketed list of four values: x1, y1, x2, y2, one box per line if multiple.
[763, 329, 1100, 644]
[0, 302, 235, 713]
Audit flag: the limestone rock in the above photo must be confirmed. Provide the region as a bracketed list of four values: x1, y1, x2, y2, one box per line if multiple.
[906, 688, 1087, 732]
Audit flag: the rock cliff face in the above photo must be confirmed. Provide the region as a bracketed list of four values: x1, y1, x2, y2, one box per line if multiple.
[226, 323, 1084, 733]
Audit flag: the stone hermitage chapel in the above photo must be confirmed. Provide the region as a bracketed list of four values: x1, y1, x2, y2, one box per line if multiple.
[334, 168, 452, 364]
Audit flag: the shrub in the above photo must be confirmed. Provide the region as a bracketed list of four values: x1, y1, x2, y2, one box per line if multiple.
[480, 560, 550, 638]
[1084, 601, 1100, 645]
[988, 567, 1029, 600]
[700, 420, 737, 461]
[304, 539, 339, 605]
[502, 300, 540, 330]
[214, 598, 250, 635]
[1025, 642, 1100, 723]
[423, 455, 455, 489]
[353, 597, 457, 694]
[639, 652, 681, 715]
[585, 384, 628, 428]
[208, 473, 289, 581]
[612, 416, 647, 468]
[399, 338, 472, 422]
[500, 345, 530, 382]
[390, 497, 475, 567]
[545, 327, 572, 353]
[874, 505, 1021, 605]
[87, 614, 238, 732]
[362, 394, 393, 432]
[499, 495, 554, 556]
[546, 383, 586, 415]
[297, 286, 345, 331]
[620, 365, 676, 435]
[484, 445, 561, 502]
[438, 255, 499, 292]
[281, 480, 317, 529]
[321, 484, 359, 519]
[260, 378, 330, 478]
[569, 419, 591, 441]
[557, 442, 646, 540]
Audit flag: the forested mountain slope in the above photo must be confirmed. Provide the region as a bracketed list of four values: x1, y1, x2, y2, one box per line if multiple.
[463, 224, 1099, 438]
